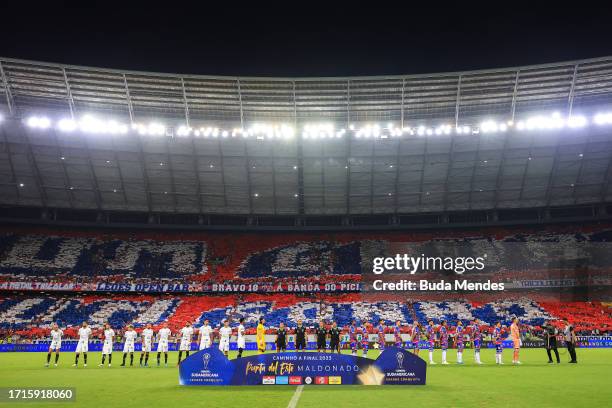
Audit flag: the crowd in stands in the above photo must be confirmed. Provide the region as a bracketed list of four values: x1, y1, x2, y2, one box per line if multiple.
[1, 224, 612, 287]
[0, 294, 609, 342]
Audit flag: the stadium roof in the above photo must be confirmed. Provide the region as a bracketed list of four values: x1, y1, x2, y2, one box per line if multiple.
[1, 56, 612, 220]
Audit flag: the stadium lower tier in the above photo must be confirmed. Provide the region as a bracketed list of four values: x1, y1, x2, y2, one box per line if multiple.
[0, 294, 610, 338]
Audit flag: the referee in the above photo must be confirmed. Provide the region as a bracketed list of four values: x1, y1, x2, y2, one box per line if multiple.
[329, 321, 341, 353]
[563, 319, 578, 364]
[316, 320, 328, 353]
[544, 322, 560, 364]
[294, 319, 307, 351]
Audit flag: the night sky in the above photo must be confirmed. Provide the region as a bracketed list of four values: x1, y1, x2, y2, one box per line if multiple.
[1, 4, 612, 77]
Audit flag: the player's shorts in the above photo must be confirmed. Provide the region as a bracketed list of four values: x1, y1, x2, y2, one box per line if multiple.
[75, 340, 88, 353]
[142, 341, 152, 352]
[473, 339, 481, 350]
[49, 340, 61, 351]
[330, 340, 339, 350]
[378, 338, 385, 349]
[441, 342, 448, 351]
[317, 338, 326, 349]
[219, 338, 230, 352]
[513, 339, 520, 349]
[179, 340, 192, 351]
[199, 337, 211, 350]
[237, 337, 245, 349]
[123, 342, 135, 353]
[495, 343, 503, 353]
[295, 338, 306, 350]
[102, 341, 113, 355]
[157, 340, 168, 353]
[276, 341, 287, 351]
[457, 342, 464, 352]
[428, 341, 434, 352]
[350, 341, 357, 350]
[412, 341, 419, 350]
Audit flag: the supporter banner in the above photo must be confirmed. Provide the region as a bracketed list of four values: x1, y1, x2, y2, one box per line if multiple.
[0, 281, 77, 291]
[179, 347, 426, 386]
[506, 278, 612, 289]
[0, 281, 362, 293]
[95, 282, 190, 293]
[576, 336, 612, 348]
[201, 282, 362, 293]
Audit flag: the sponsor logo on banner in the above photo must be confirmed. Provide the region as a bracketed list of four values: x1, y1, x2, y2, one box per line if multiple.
[179, 347, 427, 386]
[275, 376, 289, 385]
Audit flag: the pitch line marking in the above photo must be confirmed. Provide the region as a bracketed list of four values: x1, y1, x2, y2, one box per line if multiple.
[287, 385, 304, 408]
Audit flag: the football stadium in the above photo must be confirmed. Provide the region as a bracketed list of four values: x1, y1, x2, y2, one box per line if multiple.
[0, 54, 612, 408]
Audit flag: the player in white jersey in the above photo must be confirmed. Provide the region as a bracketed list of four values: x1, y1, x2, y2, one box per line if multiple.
[177, 322, 194, 365]
[219, 320, 233, 356]
[156, 322, 171, 367]
[139, 323, 154, 367]
[73, 322, 92, 367]
[98, 323, 115, 367]
[236, 318, 246, 358]
[197, 319, 213, 350]
[120, 325, 138, 366]
[46, 323, 63, 367]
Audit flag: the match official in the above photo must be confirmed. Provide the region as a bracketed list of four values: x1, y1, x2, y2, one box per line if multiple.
[294, 319, 307, 351]
[276, 322, 287, 352]
[563, 319, 578, 363]
[329, 322, 341, 353]
[544, 322, 560, 364]
[316, 319, 327, 352]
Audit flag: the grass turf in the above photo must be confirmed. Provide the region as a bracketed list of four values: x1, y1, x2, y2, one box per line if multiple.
[0, 348, 610, 408]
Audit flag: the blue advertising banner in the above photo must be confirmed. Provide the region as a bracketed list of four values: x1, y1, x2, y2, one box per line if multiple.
[179, 347, 426, 386]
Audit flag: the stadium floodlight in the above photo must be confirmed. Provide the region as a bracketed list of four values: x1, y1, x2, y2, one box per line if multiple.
[27, 116, 51, 129]
[177, 125, 191, 136]
[57, 118, 77, 132]
[567, 115, 587, 128]
[480, 120, 499, 133]
[594, 113, 612, 125]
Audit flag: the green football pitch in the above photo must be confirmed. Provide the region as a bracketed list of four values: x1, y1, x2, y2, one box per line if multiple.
[0, 348, 610, 408]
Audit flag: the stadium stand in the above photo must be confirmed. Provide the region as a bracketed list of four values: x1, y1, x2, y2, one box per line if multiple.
[1, 223, 612, 284]
[0, 294, 610, 339]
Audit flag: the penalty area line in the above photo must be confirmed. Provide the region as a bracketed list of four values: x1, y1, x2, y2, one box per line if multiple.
[287, 385, 304, 408]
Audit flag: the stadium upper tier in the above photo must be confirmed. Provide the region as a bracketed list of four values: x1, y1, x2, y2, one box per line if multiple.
[1, 224, 611, 293]
[1, 56, 612, 216]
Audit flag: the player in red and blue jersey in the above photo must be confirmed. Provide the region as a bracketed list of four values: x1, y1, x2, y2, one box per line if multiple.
[393, 320, 403, 348]
[494, 322, 505, 365]
[376, 320, 386, 352]
[349, 321, 358, 356]
[411, 322, 421, 356]
[426, 320, 436, 364]
[455, 321, 465, 364]
[470, 320, 483, 364]
[360, 323, 369, 357]
[440, 320, 449, 364]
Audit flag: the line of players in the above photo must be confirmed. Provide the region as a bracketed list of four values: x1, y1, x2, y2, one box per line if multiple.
[45, 317, 519, 367]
